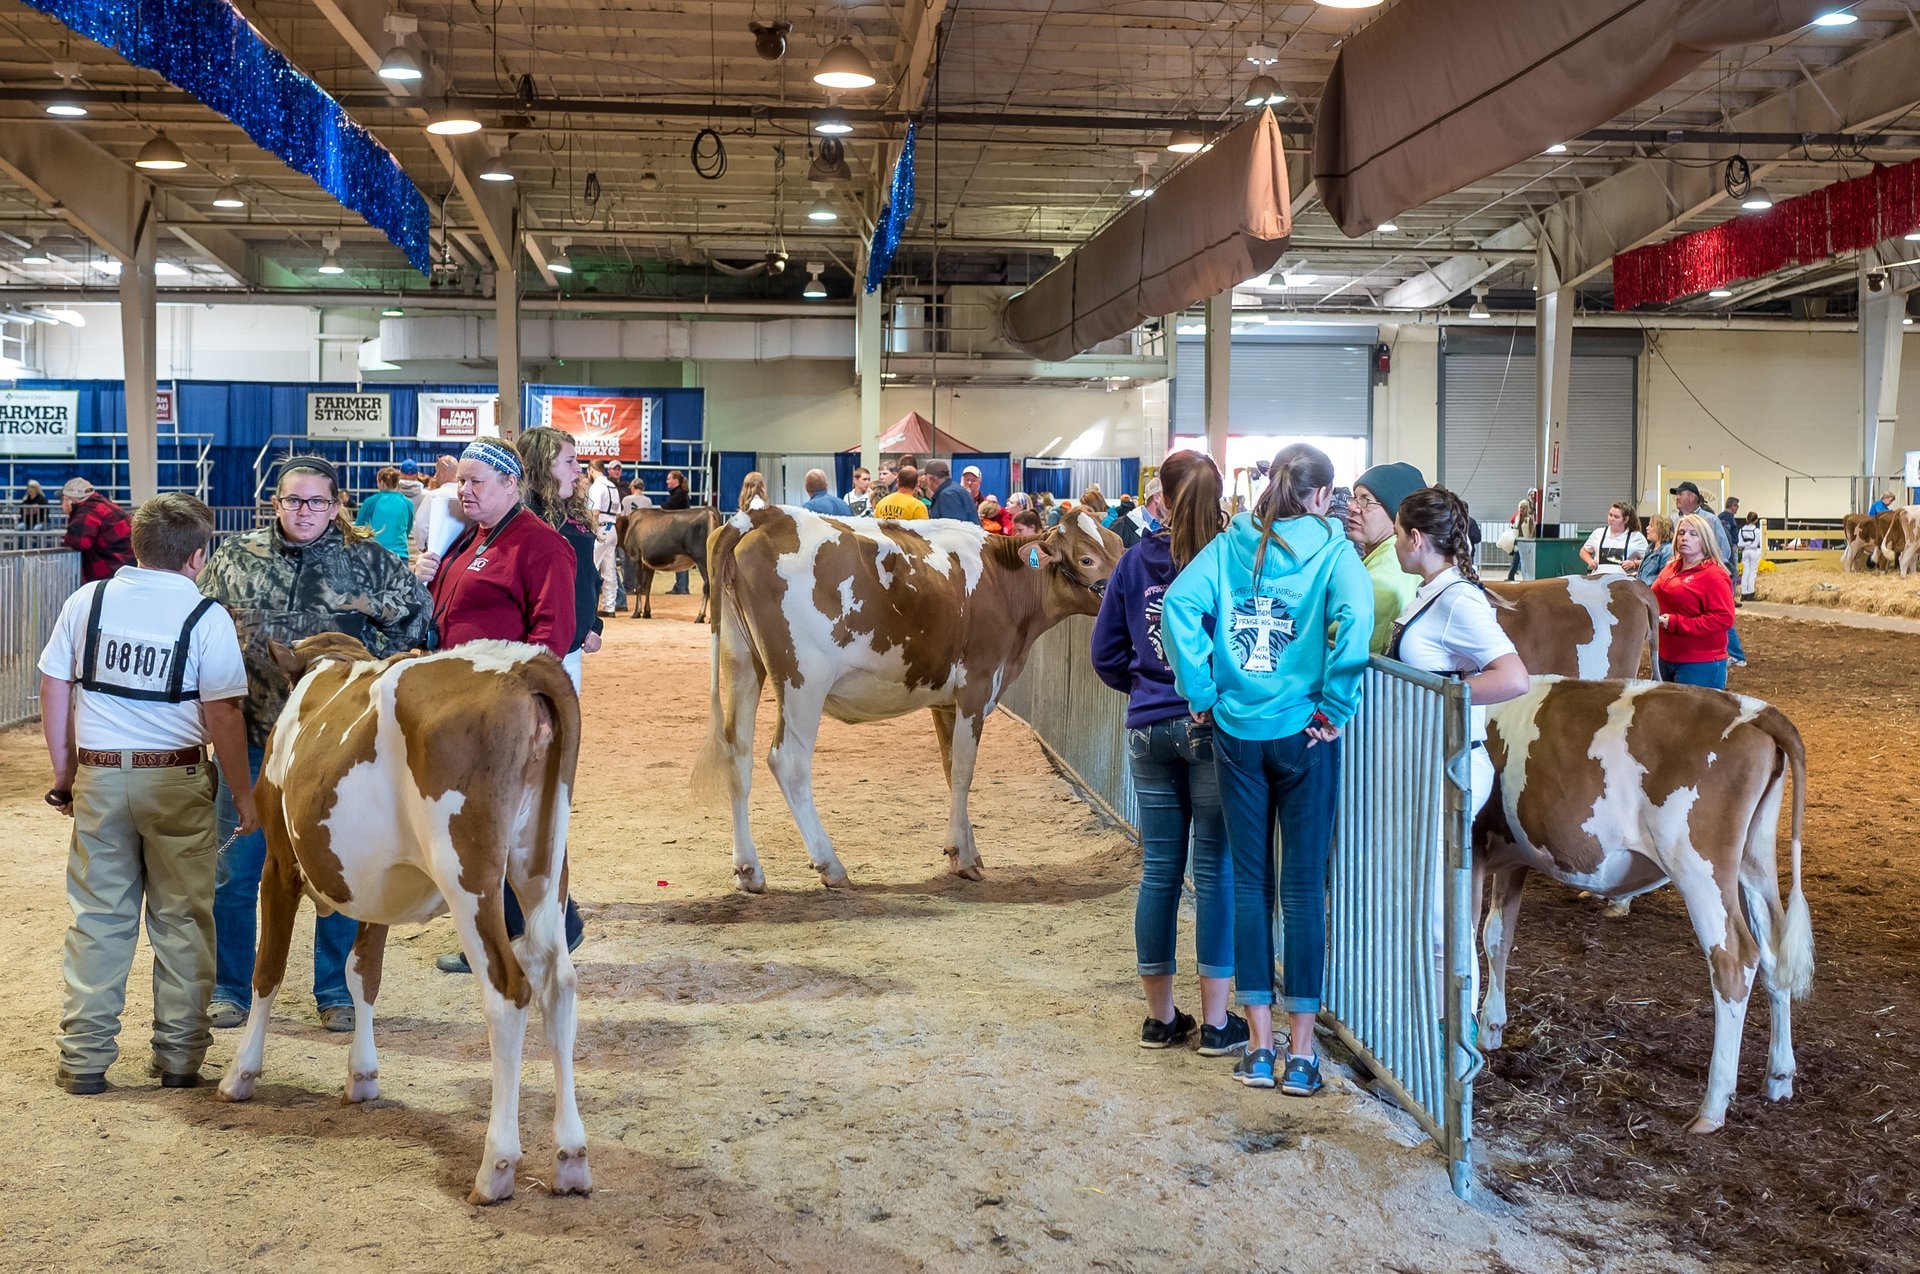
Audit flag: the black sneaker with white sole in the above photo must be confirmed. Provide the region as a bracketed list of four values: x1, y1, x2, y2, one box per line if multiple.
[1139, 1009, 1197, 1049]
[1197, 1013, 1251, 1057]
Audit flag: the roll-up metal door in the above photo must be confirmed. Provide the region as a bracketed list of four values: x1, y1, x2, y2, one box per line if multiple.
[1440, 340, 1636, 526]
[1173, 337, 1373, 438]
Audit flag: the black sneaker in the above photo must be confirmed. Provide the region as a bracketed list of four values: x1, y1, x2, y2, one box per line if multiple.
[1139, 1009, 1196, 1049]
[1198, 1013, 1251, 1057]
[1280, 1053, 1324, 1097]
[56, 1068, 107, 1096]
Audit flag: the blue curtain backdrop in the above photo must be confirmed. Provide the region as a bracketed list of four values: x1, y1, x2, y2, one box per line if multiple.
[833, 451, 860, 500]
[712, 451, 760, 512]
[950, 453, 1011, 506]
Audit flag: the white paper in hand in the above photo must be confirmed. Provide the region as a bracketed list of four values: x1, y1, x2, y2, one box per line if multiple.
[425, 489, 472, 558]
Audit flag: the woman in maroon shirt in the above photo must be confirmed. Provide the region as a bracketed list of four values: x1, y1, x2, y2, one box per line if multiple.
[413, 440, 577, 656]
[1651, 512, 1737, 689]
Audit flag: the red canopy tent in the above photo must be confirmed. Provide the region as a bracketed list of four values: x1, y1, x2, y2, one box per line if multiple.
[842, 411, 979, 458]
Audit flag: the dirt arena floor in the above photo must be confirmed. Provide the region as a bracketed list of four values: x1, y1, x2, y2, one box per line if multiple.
[1479, 615, 1920, 1273]
[0, 593, 1710, 1274]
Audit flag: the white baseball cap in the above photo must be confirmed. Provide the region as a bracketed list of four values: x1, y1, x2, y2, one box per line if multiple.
[962, 465, 982, 478]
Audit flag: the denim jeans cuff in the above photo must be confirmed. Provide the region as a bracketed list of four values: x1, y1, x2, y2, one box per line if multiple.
[1136, 960, 1176, 977]
[1281, 995, 1321, 1014]
[1235, 989, 1276, 1007]
[1196, 961, 1235, 980]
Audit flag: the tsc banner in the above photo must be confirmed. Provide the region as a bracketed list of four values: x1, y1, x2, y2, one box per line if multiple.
[0, 389, 79, 456]
[307, 392, 391, 440]
[416, 393, 500, 442]
[541, 394, 653, 461]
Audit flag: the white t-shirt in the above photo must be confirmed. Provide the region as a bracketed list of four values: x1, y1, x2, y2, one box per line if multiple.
[38, 567, 250, 751]
[1582, 526, 1648, 574]
[587, 474, 620, 527]
[416, 484, 471, 556]
[1392, 568, 1518, 741]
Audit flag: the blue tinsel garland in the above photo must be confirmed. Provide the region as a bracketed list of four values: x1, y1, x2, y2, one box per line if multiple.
[864, 124, 915, 294]
[22, 0, 431, 274]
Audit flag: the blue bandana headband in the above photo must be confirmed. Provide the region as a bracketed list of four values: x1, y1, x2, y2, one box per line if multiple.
[462, 439, 523, 479]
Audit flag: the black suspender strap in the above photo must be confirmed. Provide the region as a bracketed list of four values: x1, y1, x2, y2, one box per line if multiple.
[168, 597, 220, 700]
[77, 580, 109, 687]
[79, 583, 219, 703]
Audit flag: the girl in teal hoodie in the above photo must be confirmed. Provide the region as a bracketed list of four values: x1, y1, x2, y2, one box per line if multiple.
[1161, 444, 1373, 1095]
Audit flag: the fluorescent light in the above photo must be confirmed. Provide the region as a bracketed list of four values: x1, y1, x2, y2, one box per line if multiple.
[154, 262, 186, 277]
[549, 259, 573, 275]
[425, 108, 483, 136]
[806, 200, 838, 222]
[1128, 185, 1153, 198]
[93, 259, 122, 275]
[803, 273, 827, 299]
[134, 133, 189, 170]
[1812, 11, 1858, 26]
[45, 101, 87, 118]
[1376, 220, 1398, 233]
[550, 239, 573, 274]
[1741, 187, 1775, 211]
[382, 306, 404, 317]
[1543, 143, 1568, 155]
[813, 38, 877, 90]
[1708, 288, 1734, 298]
[1469, 288, 1491, 319]
[378, 42, 423, 81]
[212, 184, 245, 208]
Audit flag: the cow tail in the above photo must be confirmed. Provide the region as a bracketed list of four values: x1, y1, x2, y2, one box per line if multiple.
[1756, 705, 1814, 1000]
[690, 521, 743, 807]
[1638, 581, 1664, 680]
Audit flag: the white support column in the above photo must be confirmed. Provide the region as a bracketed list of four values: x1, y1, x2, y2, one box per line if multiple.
[1203, 290, 1231, 466]
[857, 274, 884, 473]
[119, 185, 159, 503]
[496, 220, 522, 440]
[1859, 251, 1903, 506]
[1535, 242, 1574, 535]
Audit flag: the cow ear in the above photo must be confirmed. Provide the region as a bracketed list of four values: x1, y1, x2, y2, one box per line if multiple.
[267, 638, 306, 682]
[1025, 536, 1060, 569]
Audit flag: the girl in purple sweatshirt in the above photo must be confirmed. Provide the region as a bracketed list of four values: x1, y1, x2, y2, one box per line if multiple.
[1090, 450, 1246, 1059]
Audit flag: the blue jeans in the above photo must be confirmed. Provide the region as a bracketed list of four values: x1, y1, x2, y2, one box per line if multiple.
[1659, 657, 1728, 689]
[1213, 728, 1340, 1013]
[501, 886, 585, 949]
[213, 746, 355, 1010]
[1726, 625, 1745, 662]
[670, 569, 690, 594]
[1127, 717, 1232, 979]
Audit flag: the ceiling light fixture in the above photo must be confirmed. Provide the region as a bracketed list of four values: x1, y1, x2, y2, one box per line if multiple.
[806, 199, 838, 222]
[1741, 186, 1775, 211]
[1376, 220, 1399, 233]
[382, 305, 405, 317]
[1543, 142, 1568, 155]
[317, 234, 345, 275]
[813, 113, 854, 136]
[802, 262, 827, 298]
[479, 136, 513, 182]
[1812, 11, 1859, 26]
[1904, 231, 1920, 242]
[1127, 150, 1156, 198]
[45, 100, 87, 118]
[1243, 73, 1285, 108]
[1469, 287, 1492, 319]
[378, 14, 424, 81]
[21, 239, 51, 266]
[212, 182, 246, 208]
[1708, 288, 1734, 298]
[813, 37, 877, 90]
[808, 138, 851, 183]
[1167, 124, 1207, 154]
[550, 237, 573, 274]
[46, 61, 87, 116]
[134, 133, 189, 170]
[1246, 43, 1278, 65]
[425, 105, 483, 136]
[750, 19, 792, 60]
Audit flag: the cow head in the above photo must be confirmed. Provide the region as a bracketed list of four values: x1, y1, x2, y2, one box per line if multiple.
[1028, 509, 1124, 617]
[267, 632, 378, 684]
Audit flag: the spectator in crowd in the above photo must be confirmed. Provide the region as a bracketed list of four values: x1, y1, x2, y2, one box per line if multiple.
[917, 471, 937, 504]
[803, 468, 853, 516]
[738, 471, 770, 512]
[199, 455, 431, 1034]
[1162, 443, 1373, 1097]
[21, 478, 49, 528]
[516, 427, 604, 691]
[1637, 514, 1674, 586]
[1504, 491, 1536, 581]
[1868, 489, 1896, 516]
[61, 478, 135, 582]
[1652, 512, 1737, 688]
[1580, 501, 1648, 575]
[1012, 508, 1043, 534]
[37, 492, 255, 1094]
[1107, 494, 1136, 534]
[355, 466, 416, 557]
[396, 458, 426, 511]
[875, 464, 897, 496]
[606, 459, 628, 496]
[1092, 450, 1245, 1061]
[1115, 479, 1160, 549]
[961, 465, 986, 504]
[1078, 486, 1109, 520]
[1037, 491, 1061, 528]
[1718, 497, 1742, 551]
[1671, 480, 1746, 667]
[413, 455, 464, 557]
[586, 459, 623, 617]
[845, 467, 875, 516]
[924, 459, 977, 522]
[873, 464, 928, 519]
[978, 497, 1004, 533]
[1738, 511, 1765, 600]
[622, 472, 653, 513]
[1343, 462, 1423, 655]
[414, 438, 585, 972]
[663, 468, 692, 594]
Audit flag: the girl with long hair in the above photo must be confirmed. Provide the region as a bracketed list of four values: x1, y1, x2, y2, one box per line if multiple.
[514, 427, 602, 691]
[1090, 451, 1245, 1058]
[1161, 444, 1373, 1095]
[739, 471, 770, 511]
[1579, 500, 1648, 575]
[1651, 512, 1737, 687]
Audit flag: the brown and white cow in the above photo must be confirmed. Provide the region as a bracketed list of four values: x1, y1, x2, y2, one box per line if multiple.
[215, 633, 589, 1206]
[1487, 574, 1658, 680]
[1476, 677, 1814, 1133]
[1877, 507, 1918, 575]
[1841, 512, 1886, 572]
[620, 506, 722, 621]
[693, 506, 1122, 891]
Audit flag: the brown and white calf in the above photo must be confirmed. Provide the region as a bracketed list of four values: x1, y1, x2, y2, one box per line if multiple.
[1477, 677, 1814, 1133]
[693, 506, 1122, 891]
[1488, 574, 1658, 680]
[215, 633, 588, 1205]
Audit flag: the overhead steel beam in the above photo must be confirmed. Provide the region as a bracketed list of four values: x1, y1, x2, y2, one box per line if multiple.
[0, 124, 149, 262]
[1380, 220, 1537, 309]
[868, 0, 953, 226]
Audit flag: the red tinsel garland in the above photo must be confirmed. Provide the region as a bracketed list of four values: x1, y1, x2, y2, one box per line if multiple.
[1612, 158, 1920, 309]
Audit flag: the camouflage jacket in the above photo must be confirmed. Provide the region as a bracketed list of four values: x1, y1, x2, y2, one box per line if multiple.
[199, 523, 432, 746]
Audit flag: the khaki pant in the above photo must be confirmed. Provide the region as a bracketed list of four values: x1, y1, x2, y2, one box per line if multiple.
[61, 759, 219, 1075]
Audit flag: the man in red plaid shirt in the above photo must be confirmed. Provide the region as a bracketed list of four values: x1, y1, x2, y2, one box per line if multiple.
[61, 478, 135, 582]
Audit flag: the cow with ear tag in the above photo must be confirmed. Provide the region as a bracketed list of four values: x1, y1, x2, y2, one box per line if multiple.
[694, 505, 1122, 891]
[215, 632, 589, 1207]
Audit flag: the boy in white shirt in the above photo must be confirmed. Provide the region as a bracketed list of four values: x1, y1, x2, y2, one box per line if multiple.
[38, 493, 256, 1095]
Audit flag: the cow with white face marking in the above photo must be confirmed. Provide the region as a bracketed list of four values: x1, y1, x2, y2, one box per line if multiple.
[1476, 676, 1814, 1134]
[693, 505, 1123, 891]
[215, 632, 589, 1206]
[1487, 574, 1658, 680]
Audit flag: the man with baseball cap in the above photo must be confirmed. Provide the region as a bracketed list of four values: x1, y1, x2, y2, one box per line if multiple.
[961, 464, 986, 504]
[1346, 461, 1426, 654]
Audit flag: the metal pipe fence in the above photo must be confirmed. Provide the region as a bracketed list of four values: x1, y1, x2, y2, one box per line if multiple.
[1, 549, 82, 727]
[999, 623, 1478, 1198]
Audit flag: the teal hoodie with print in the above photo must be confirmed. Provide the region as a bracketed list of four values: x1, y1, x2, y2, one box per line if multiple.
[1161, 510, 1374, 740]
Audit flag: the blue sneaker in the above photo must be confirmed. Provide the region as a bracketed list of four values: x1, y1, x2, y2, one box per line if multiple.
[1232, 1048, 1277, 1088]
[1280, 1053, 1323, 1097]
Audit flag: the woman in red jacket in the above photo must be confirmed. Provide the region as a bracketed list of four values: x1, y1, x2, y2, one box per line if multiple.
[1651, 512, 1737, 689]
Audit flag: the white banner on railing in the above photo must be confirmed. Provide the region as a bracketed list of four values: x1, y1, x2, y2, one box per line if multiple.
[416, 392, 500, 442]
[0, 389, 79, 456]
[306, 392, 390, 439]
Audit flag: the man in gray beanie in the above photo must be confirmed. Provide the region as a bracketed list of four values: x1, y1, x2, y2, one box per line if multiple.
[1345, 461, 1426, 655]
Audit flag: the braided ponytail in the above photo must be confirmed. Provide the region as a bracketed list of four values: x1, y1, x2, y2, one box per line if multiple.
[1397, 485, 1487, 588]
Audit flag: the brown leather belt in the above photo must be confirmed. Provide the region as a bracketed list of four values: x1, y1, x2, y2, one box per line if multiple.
[78, 747, 206, 770]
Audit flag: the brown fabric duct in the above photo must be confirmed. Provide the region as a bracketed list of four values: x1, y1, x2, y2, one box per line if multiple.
[1001, 111, 1290, 361]
[1313, 0, 1828, 237]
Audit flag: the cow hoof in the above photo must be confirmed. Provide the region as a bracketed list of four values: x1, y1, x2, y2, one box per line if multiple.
[817, 865, 849, 889]
[734, 864, 767, 894]
[1766, 1072, 1795, 1102]
[1481, 1024, 1505, 1051]
[1685, 1114, 1724, 1135]
[344, 1072, 380, 1104]
[948, 858, 986, 881]
[553, 1148, 592, 1196]
[216, 1071, 258, 1103]
[1602, 899, 1632, 918]
[469, 1158, 519, 1205]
